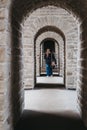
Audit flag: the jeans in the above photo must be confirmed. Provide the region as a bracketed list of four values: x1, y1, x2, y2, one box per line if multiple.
[46, 64, 52, 76]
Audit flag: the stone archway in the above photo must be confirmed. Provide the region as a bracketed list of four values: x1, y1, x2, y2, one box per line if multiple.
[2, 0, 87, 130]
[23, 6, 78, 90]
[35, 31, 65, 86]
[40, 38, 59, 76]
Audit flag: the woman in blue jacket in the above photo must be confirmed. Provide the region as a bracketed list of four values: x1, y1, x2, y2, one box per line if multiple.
[44, 49, 53, 76]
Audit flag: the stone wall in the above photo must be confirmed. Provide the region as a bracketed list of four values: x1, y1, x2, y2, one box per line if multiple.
[4, 1, 24, 130]
[77, 17, 87, 127]
[0, 1, 9, 130]
[10, 7, 24, 129]
[23, 6, 78, 89]
[0, 2, 24, 129]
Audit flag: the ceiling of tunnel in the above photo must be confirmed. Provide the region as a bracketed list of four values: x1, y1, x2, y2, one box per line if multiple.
[34, 26, 65, 42]
[23, 5, 78, 44]
[36, 31, 64, 47]
[11, 0, 87, 22]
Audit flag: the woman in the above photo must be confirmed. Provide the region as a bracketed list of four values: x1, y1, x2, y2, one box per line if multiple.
[44, 49, 52, 76]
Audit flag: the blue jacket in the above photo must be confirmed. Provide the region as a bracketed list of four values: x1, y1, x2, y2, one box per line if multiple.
[44, 53, 56, 65]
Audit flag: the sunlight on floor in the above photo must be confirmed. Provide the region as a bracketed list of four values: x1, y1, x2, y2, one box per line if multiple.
[36, 77, 64, 84]
[24, 89, 79, 114]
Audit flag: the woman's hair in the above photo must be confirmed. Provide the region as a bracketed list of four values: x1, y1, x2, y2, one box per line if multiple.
[46, 49, 51, 57]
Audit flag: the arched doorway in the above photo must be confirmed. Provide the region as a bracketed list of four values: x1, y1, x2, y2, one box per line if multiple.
[35, 30, 65, 86]
[35, 28, 65, 87]
[40, 38, 60, 76]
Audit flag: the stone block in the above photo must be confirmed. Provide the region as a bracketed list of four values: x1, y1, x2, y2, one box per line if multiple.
[0, 48, 5, 62]
[0, 32, 6, 45]
[0, 8, 5, 18]
[0, 121, 3, 130]
[0, 95, 4, 115]
[0, 111, 4, 121]
[0, 64, 4, 80]
[0, 19, 5, 31]
[0, 81, 4, 93]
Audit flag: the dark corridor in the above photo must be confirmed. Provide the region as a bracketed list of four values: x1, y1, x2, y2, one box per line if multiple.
[43, 40, 55, 53]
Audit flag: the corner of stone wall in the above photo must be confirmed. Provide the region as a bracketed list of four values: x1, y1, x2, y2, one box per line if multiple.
[77, 16, 87, 128]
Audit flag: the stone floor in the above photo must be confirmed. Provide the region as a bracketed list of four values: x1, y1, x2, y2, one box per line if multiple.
[15, 88, 87, 130]
[24, 88, 78, 113]
[36, 76, 64, 84]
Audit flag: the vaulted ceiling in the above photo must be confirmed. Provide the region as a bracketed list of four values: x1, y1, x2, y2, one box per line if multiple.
[11, 0, 87, 22]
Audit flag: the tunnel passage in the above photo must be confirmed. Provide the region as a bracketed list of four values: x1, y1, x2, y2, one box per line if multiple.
[4, 0, 87, 130]
[23, 7, 78, 89]
[35, 31, 65, 86]
[40, 38, 59, 76]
